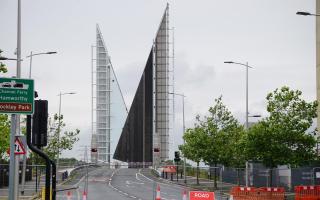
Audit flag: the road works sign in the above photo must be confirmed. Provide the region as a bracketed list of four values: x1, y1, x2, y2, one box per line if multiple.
[7, 137, 26, 155]
[189, 191, 214, 200]
[0, 77, 34, 114]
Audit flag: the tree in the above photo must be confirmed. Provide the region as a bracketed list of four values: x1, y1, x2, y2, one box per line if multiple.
[179, 125, 207, 185]
[45, 114, 80, 160]
[201, 96, 244, 187]
[0, 49, 8, 73]
[246, 86, 317, 186]
[0, 51, 9, 159]
[0, 115, 10, 159]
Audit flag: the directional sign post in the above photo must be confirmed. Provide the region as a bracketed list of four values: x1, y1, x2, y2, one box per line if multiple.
[0, 77, 34, 114]
[0, 77, 34, 200]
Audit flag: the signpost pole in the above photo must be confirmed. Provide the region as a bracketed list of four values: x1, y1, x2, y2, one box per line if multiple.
[9, 114, 17, 200]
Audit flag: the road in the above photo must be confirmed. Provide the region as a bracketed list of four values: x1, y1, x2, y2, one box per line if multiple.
[56, 167, 189, 200]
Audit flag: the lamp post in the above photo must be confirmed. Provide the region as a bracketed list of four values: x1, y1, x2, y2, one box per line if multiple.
[27, 51, 57, 78]
[2, 56, 21, 200]
[169, 92, 186, 183]
[56, 92, 76, 174]
[296, 7, 320, 139]
[0, 57, 22, 61]
[224, 61, 253, 129]
[296, 11, 320, 17]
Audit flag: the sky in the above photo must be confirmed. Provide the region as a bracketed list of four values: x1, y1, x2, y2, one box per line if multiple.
[0, 0, 317, 160]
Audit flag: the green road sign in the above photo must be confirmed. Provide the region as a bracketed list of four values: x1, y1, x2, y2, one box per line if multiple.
[0, 77, 34, 114]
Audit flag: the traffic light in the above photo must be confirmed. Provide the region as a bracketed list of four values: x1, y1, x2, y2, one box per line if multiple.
[91, 148, 98, 153]
[174, 151, 181, 162]
[32, 100, 48, 147]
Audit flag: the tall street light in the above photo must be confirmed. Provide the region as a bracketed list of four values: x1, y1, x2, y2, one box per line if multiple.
[26, 51, 57, 78]
[0, 57, 22, 61]
[224, 61, 252, 129]
[296, 11, 320, 17]
[169, 92, 186, 183]
[56, 92, 76, 173]
[296, 7, 320, 138]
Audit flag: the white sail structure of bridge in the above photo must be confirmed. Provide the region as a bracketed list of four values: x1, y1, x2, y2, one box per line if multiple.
[91, 24, 128, 164]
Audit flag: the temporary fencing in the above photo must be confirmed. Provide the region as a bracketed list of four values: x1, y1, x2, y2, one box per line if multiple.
[230, 186, 285, 200]
[258, 187, 285, 200]
[295, 185, 320, 200]
[230, 187, 257, 200]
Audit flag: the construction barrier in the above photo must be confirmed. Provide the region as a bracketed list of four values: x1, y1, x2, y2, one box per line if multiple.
[258, 187, 285, 200]
[230, 187, 285, 200]
[230, 187, 257, 200]
[295, 185, 320, 200]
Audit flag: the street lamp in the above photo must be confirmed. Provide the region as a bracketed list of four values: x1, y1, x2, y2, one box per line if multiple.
[0, 57, 23, 61]
[26, 51, 57, 78]
[224, 61, 253, 129]
[56, 92, 76, 172]
[168, 92, 187, 184]
[296, 11, 320, 17]
[296, 9, 320, 138]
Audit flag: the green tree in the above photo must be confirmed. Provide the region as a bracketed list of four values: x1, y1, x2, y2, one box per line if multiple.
[0, 51, 9, 159]
[246, 86, 317, 186]
[179, 125, 207, 185]
[0, 115, 10, 159]
[44, 114, 80, 161]
[201, 96, 244, 187]
[0, 49, 8, 73]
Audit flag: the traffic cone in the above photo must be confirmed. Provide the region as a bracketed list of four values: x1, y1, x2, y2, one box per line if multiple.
[182, 190, 187, 200]
[83, 191, 87, 200]
[155, 185, 161, 200]
[67, 191, 72, 200]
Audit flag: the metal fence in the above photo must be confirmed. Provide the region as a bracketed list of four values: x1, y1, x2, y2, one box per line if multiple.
[0, 163, 47, 195]
[158, 164, 320, 194]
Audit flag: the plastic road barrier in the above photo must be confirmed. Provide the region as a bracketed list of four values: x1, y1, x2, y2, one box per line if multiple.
[230, 187, 257, 200]
[258, 187, 285, 200]
[295, 185, 320, 200]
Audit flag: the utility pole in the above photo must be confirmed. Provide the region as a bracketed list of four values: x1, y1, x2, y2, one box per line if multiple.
[9, 1, 22, 199]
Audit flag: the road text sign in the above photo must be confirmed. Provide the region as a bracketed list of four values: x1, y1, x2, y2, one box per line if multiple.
[189, 191, 214, 200]
[0, 77, 34, 114]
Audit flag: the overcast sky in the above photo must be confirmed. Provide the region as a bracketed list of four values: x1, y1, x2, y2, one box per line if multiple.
[0, 0, 317, 160]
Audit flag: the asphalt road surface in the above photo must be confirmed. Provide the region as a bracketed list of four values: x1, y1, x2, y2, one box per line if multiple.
[56, 167, 189, 200]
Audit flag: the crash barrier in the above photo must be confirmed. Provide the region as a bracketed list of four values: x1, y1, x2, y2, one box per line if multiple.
[295, 185, 320, 200]
[230, 186, 285, 200]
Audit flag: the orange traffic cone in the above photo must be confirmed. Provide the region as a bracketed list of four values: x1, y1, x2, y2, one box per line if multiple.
[67, 191, 72, 200]
[182, 190, 187, 200]
[83, 191, 87, 200]
[155, 185, 161, 200]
